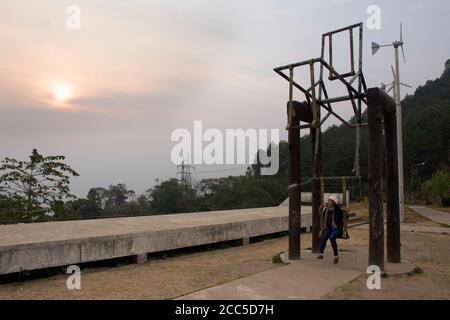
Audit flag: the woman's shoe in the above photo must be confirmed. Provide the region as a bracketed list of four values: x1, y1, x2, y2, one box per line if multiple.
[333, 256, 339, 264]
[317, 254, 324, 260]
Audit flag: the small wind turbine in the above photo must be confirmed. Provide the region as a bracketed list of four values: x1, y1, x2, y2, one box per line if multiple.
[382, 65, 411, 93]
[372, 23, 409, 222]
[372, 23, 406, 62]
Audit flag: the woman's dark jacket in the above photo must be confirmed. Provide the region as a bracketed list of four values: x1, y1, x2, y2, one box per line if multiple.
[321, 205, 344, 231]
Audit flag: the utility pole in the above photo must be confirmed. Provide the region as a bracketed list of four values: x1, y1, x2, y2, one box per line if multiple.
[410, 162, 426, 203]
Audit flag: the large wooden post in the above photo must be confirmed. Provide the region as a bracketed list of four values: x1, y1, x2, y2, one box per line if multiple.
[384, 104, 401, 263]
[367, 88, 385, 271]
[287, 68, 301, 260]
[367, 88, 401, 269]
[311, 126, 322, 253]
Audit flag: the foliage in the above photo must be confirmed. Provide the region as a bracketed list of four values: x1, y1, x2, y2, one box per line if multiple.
[148, 178, 196, 213]
[104, 183, 135, 209]
[272, 252, 287, 265]
[442, 197, 450, 207]
[0, 149, 78, 220]
[75, 184, 139, 218]
[422, 170, 450, 202]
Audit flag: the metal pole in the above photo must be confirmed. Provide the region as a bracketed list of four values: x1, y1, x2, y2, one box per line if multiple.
[355, 124, 361, 176]
[355, 23, 363, 178]
[311, 126, 322, 253]
[394, 45, 405, 222]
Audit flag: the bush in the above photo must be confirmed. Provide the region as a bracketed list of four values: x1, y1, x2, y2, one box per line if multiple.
[422, 170, 450, 204]
[442, 197, 450, 207]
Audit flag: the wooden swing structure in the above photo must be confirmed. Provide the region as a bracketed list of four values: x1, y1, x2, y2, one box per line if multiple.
[274, 23, 401, 271]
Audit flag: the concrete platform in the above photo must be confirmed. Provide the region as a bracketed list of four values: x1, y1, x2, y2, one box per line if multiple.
[0, 206, 312, 275]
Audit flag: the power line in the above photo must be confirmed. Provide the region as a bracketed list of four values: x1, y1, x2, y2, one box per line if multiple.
[194, 166, 248, 175]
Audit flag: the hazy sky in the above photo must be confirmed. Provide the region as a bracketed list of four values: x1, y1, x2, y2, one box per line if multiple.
[1, 0, 449, 197]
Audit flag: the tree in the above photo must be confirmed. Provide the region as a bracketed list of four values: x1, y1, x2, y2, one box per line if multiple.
[149, 178, 195, 213]
[422, 170, 450, 204]
[87, 187, 107, 208]
[104, 183, 135, 209]
[0, 149, 79, 220]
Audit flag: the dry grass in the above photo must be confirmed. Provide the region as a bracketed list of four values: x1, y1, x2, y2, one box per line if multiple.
[0, 237, 293, 300]
[349, 202, 369, 222]
[1, 204, 449, 300]
[350, 201, 437, 225]
[325, 229, 450, 299]
[404, 206, 436, 224]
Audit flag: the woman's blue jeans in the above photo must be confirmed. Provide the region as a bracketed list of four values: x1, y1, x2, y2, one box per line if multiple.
[320, 228, 343, 256]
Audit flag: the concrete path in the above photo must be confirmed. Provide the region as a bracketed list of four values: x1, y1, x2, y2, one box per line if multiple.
[354, 223, 450, 234]
[178, 238, 415, 300]
[409, 206, 450, 226]
[178, 249, 365, 300]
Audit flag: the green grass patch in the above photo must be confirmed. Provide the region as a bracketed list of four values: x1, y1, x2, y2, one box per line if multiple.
[272, 252, 288, 265]
[406, 266, 424, 276]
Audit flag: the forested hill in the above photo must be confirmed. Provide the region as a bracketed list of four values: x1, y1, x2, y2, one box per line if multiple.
[278, 59, 450, 183]
[402, 61, 450, 177]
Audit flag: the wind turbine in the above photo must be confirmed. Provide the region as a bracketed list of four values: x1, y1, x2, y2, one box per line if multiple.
[372, 23, 408, 222]
[382, 65, 411, 94]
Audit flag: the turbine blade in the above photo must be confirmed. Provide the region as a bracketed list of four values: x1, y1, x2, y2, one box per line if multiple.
[391, 65, 396, 79]
[400, 82, 412, 88]
[401, 44, 406, 63]
[400, 23, 403, 42]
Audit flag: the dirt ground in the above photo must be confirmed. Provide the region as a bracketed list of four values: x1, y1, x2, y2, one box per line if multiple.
[0, 206, 449, 300]
[0, 236, 290, 300]
[325, 228, 450, 299]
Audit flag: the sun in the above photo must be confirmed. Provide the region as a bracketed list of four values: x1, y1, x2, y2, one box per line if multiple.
[53, 84, 71, 102]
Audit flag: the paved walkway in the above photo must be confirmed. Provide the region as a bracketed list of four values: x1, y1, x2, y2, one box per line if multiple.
[409, 206, 450, 226]
[178, 250, 362, 300]
[177, 247, 414, 300]
[354, 223, 450, 234]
